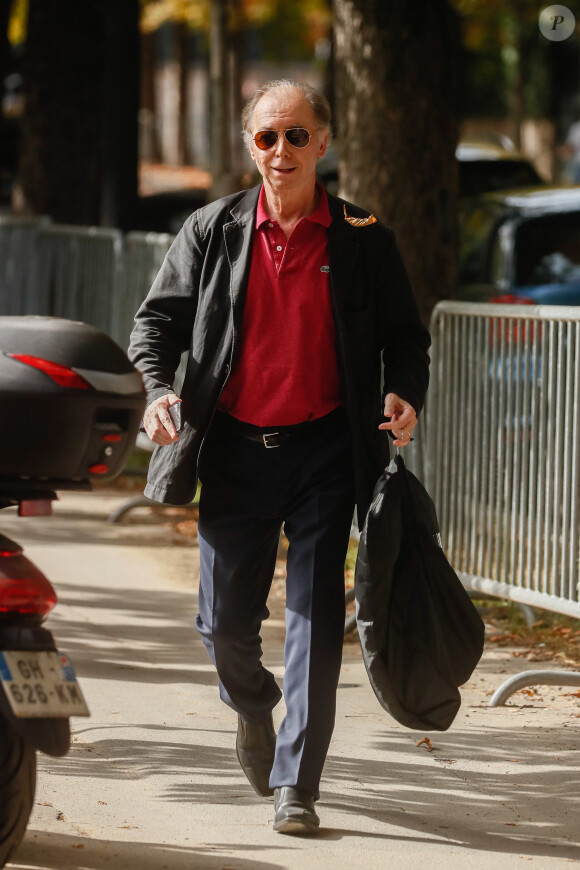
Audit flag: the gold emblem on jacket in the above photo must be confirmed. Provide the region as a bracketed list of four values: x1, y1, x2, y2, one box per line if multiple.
[343, 205, 377, 227]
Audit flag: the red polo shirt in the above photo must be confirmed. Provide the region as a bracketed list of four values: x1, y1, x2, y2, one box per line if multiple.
[219, 184, 342, 427]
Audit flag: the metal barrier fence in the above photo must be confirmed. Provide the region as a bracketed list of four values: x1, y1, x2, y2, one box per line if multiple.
[0, 215, 52, 315]
[36, 224, 124, 335]
[112, 230, 175, 349]
[426, 301, 580, 702]
[426, 301, 580, 619]
[0, 217, 175, 353]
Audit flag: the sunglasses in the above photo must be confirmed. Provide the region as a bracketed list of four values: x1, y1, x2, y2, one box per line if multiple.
[253, 127, 314, 151]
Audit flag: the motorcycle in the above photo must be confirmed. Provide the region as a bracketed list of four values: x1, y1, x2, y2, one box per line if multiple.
[0, 316, 144, 867]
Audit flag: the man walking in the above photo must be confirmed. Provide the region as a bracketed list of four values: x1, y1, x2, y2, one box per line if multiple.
[129, 79, 430, 834]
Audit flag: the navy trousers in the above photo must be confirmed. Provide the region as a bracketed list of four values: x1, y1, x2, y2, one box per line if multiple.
[195, 409, 355, 797]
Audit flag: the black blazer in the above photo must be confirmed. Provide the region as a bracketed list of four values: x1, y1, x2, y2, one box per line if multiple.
[129, 185, 431, 521]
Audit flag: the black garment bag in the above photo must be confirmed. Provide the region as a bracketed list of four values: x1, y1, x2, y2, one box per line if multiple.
[355, 453, 485, 731]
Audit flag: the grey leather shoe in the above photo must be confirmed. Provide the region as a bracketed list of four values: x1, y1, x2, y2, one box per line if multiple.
[273, 786, 320, 834]
[235, 713, 276, 797]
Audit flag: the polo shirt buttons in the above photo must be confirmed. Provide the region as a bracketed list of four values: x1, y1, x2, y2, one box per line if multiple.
[276, 245, 283, 252]
[268, 222, 274, 228]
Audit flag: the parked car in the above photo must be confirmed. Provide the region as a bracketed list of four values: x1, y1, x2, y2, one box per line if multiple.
[457, 186, 580, 306]
[316, 138, 543, 199]
[456, 140, 543, 197]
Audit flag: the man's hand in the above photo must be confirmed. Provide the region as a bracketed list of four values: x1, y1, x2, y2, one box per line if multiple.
[378, 392, 417, 447]
[143, 394, 182, 445]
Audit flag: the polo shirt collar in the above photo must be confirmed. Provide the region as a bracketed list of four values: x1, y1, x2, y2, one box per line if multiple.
[256, 182, 332, 229]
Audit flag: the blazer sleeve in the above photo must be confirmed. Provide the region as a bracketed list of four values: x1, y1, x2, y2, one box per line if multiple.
[128, 211, 206, 406]
[377, 227, 431, 416]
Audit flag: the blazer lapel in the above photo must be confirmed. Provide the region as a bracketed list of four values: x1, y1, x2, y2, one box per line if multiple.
[326, 198, 360, 309]
[224, 186, 260, 320]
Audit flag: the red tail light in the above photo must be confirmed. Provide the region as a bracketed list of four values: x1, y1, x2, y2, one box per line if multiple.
[0, 551, 57, 615]
[7, 354, 93, 390]
[490, 294, 535, 305]
[488, 296, 539, 344]
[0, 546, 21, 558]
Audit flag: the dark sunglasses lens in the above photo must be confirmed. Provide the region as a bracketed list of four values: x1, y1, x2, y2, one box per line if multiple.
[254, 131, 278, 150]
[286, 128, 310, 148]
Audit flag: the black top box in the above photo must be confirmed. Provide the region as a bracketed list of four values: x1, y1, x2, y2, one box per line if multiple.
[0, 316, 145, 488]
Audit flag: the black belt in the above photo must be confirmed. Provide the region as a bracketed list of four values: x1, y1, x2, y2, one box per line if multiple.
[219, 408, 344, 449]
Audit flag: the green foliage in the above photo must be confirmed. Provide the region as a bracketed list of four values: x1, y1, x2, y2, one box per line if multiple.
[140, 0, 330, 58]
[452, 0, 580, 120]
[251, 0, 329, 61]
[8, 0, 27, 45]
[141, 0, 207, 33]
[344, 538, 358, 578]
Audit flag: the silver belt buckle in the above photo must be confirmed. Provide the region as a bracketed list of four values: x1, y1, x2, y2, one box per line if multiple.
[262, 431, 280, 448]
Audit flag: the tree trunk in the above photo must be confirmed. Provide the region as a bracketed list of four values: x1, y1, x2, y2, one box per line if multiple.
[333, 0, 460, 323]
[229, 0, 243, 179]
[209, 0, 242, 199]
[323, 0, 335, 121]
[15, 0, 105, 224]
[140, 30, 162, 164]
[175, 21, 189, 166]
[15, 0, 139, 229]
[209, 0, 230, 198]
[100, 0, 140, 229]
[0, 0, 11, 86]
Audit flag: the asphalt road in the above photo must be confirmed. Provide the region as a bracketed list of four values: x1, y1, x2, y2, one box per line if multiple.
[2, 491, 580, 870]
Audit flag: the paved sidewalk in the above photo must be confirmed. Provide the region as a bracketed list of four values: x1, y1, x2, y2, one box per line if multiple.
[3, 492, 580, 870]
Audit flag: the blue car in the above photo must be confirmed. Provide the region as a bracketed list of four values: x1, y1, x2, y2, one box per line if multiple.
[457, 186, 580, 306]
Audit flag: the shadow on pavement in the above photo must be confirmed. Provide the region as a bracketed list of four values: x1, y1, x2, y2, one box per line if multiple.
[324, 729, 580, 862]
[37, 734, 245, 794]
[46, 581, 285, 684]
[47, 582, 212, 684]
[10, 830, 283, 870]
[32, 725, 580, 861]
[1, 506, 197, 549]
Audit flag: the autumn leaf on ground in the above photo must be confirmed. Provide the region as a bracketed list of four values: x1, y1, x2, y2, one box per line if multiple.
[175, 519, 198, 537]
[416, 737, 433, 751]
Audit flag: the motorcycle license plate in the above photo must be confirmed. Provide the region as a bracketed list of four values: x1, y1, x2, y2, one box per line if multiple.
[0, 651, 89, 718]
